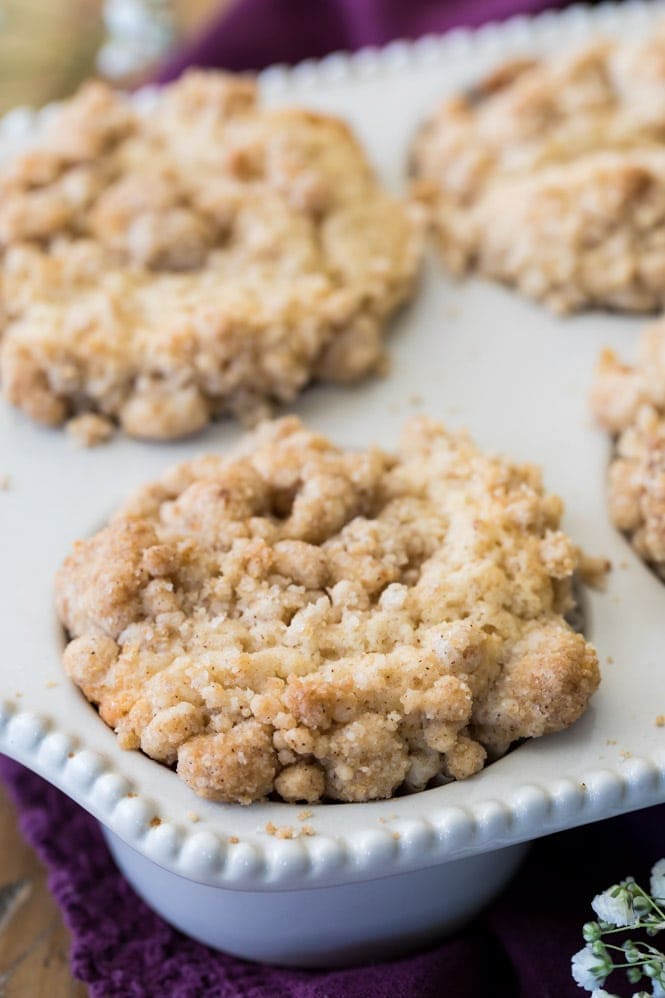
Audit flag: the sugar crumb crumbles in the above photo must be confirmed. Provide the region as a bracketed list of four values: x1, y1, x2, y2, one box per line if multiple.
[0, 71, 422, 440]
[412, 25, 665, 313]
[297, 809, 313, 821]
[228, 835, 239, 844]
[264, 822, 315, 839]
[67, 413, 114, 448]
[591, 318, 665, 579]
[656, 716, 665, 728]
[56, 415, 600, 805]
[265, 822, 294, 839]
[0, 474, 10, 490]
[186, 811, 200, 823]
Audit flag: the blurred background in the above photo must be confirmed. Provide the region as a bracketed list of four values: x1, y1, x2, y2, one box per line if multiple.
[0, 0, 230, 114]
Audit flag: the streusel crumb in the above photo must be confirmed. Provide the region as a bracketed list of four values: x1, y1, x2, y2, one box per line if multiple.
[56, 416, 600, 804]
[67, 413, 114, 447]
[0, 72, 422, 438]
[591, 318, 665, 577]
[412, 25, 665, 312]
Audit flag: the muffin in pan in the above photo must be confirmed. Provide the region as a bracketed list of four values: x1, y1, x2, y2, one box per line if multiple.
[0, 72, 423, 440]
[56, 416, 600, 805]
[591, 319, 665, 578]
[411, 25, 665, 313]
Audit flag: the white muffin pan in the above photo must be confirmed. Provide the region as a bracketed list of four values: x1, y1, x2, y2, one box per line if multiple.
[2, 0, 665, 966]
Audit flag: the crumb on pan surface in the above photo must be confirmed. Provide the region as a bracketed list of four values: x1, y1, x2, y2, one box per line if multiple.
[56, 416, 600, 805]
[591, 318, 665, 577]
[411, 26, 665, 313]
[0, 71, 423, 438]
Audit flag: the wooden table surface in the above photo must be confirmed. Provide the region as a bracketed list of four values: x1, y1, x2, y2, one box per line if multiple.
[0, 784, 85, 997]
[0, 3, 233, 992]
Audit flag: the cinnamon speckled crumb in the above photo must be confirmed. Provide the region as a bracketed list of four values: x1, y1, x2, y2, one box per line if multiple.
[265, 822, 294, 840]
[412, 25, 665, 313]
[0, 72, 422, 439]
[592, 320, 665, 579]
[577, 553, 611, 590]
[67, 413, 114, 447]
[57, 415, 600, 805]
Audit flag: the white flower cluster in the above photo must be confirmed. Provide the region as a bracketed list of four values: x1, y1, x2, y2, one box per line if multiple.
[572, 860, 665, 996]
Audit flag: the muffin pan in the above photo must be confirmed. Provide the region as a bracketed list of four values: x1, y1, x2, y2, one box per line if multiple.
[2, 0, 665, 966]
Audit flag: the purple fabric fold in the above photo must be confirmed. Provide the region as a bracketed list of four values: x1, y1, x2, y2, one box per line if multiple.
[157, 0, 569, 80]
[2, 755, 664, 997]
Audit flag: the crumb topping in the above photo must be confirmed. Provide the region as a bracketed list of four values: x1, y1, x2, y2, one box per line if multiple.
[591, 318, 665, 577]
[56, 416, 600, 804]
[412, 26, 665, 312]
[0, 72, 422, 437]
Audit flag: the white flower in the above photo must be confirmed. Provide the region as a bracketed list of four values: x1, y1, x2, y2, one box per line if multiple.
[590, 990, 619, 998]
[651, 859, 665, 902]
[592, 888, 636, 927]
[572, 946, 608, 991]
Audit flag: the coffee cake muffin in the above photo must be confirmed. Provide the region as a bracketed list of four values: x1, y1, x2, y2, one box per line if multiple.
[592, 319, 665, 577]
[412, 26, 665, 313]
[56, 416, 600, 804]
[0, 72, 423, 439]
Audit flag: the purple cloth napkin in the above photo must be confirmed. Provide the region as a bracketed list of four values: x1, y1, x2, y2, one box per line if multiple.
[2, 755, 664, 997]
[157, 0, 569, 80]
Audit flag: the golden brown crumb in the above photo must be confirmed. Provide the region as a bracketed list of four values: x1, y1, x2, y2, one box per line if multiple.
[297, 809, 313, 821]
[44, 680, 59, 689]
[265, 822, 295, 840]
[577, 553, 611, 590]
[228, 835, 239, 844]
[186, 811, 200, 823]
[607, 656, 614, 665]
[149, 816, 161, 827]
[67, 413, 114, 447]
[620, 750, 633, 759]
[606, 739, 617, 745]
[56, 415, 600, 805]
[300, 825, 315, 836]
[391, 831, 401, 840]
[412, 27, 665, 313]
[0, 474, 10, 490]
[0, 72, 423, 439]
[592, 321, 665, 578]
[656, 715, 665, 727]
